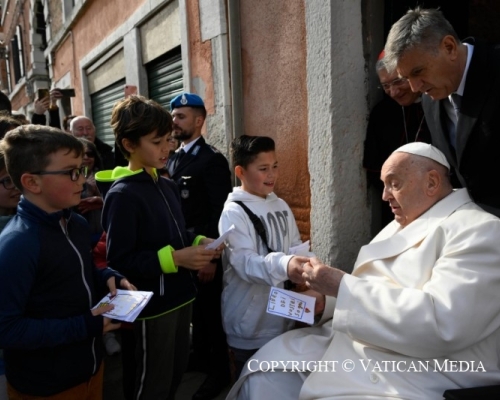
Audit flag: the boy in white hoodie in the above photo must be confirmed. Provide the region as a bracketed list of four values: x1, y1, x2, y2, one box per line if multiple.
[219, 135, 312, 379]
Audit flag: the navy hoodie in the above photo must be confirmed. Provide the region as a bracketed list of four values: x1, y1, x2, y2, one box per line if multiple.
[96, 168, 198, 318]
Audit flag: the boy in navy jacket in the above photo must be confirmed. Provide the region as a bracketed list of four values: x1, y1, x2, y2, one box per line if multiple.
[96, 95, 222, 399]
[0, 125, 134, 398]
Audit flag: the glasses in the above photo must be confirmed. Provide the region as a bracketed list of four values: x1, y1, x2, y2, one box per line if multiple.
[379, 77, 408, 91]
[0, 176, 15, 190]
[30, 166, 89, 181]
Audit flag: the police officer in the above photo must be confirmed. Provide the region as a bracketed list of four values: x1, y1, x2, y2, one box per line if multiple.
[167, 93, 232, 400]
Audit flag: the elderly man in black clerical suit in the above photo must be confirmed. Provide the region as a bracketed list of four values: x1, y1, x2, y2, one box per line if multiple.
[384, 7, 500, 217]
[363, 51, 432, 230]
[167, 92, 232, 400]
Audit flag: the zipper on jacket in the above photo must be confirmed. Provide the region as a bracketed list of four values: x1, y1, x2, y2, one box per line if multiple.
[153, 177, 196, 294]
[59, 215, 98, 374]
[153, 179, 186, 248]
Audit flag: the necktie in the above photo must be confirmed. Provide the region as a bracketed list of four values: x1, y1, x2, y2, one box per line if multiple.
[450, 93, 462, 118]
[174, 149, 185, 169]
[448, 93, 462, 148]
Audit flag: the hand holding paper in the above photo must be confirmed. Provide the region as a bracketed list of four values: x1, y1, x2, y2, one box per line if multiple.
[205, 225, 235, 250]
[93, 290, 153, 322]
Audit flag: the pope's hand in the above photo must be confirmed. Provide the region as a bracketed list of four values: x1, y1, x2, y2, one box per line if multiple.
[302, 257, 346, 297]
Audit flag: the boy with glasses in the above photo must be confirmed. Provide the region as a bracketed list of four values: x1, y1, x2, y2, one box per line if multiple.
[0, 124, 135, 399]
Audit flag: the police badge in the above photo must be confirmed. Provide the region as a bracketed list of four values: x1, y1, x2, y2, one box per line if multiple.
[180, 176, 191, 199]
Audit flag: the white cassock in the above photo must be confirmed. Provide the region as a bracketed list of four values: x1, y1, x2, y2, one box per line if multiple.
[226, 189, 500, 400]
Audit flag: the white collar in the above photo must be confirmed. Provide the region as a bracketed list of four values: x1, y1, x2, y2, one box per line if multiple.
[178, 136, 202, 154]
[453, 42, 474, 97]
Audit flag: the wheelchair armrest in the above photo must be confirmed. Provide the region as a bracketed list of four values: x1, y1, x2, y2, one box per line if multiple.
[443, 384, 500, 399]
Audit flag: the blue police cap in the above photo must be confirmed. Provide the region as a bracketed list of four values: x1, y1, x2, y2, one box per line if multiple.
[170, 92, 205, 111]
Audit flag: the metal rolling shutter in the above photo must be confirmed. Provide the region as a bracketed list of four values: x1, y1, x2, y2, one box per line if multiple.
[91, 79, 125, 147]
[147, 49, 183, 110]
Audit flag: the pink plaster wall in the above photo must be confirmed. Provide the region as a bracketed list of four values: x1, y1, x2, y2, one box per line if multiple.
[186, 0, 214, 123]
[240, 0, 311, 239]
[52, 0, 147, 114]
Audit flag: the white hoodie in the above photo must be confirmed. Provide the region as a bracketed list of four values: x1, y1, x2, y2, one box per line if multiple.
[219, 187, 310, 349]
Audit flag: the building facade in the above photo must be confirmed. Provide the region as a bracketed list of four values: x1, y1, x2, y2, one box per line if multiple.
[0, 0, 497, 270]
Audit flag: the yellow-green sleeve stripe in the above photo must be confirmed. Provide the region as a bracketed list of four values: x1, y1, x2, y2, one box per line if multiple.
[192, 235, 206, 246]
[158, 245, 177, 274]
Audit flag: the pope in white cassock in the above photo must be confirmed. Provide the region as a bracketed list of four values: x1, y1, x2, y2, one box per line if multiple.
[226, 143, 500, 400]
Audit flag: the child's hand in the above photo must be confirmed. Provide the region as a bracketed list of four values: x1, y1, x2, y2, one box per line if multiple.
[78, 196, 103, 214]
[173, 246, 218, 270]
[102, 317, 121, 333]
[197, 262, 216, 283]
[287, 256, 310, 284]
[91, 303, 121, 332]
[200, 237, 225, 254]
[106, 276, 137, 297]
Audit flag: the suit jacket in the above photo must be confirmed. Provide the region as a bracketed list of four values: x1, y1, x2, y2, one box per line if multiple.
[227, 189, 500, 400]
[423, 39, 500, 216]
[166, 136, 232, 238]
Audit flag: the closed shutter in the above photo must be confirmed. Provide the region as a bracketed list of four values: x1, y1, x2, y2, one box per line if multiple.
[147, 49, 183, 110]
[91, 79, 125, 147]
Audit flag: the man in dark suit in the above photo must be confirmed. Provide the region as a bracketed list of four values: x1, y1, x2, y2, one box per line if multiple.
[384, 7, 500, 217]
[167, 93, 232, 400]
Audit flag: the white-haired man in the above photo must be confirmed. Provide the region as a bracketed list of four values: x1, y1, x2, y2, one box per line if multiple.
[227, 143, 500, 400]
[70, 116, 114, 169]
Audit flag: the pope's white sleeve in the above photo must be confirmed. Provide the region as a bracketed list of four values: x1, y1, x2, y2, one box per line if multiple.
[332, 218, 500, 358]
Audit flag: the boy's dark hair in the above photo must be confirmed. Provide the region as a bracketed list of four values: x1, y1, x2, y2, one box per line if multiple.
[11, 113, 29, 125]
[0, 115, 21, 140]
[0, 154, 5, 172]
[111, 95, 173, 159]
[0, 125, 84, 190]
[231, 135, 275, 168]
[0, 92, 12, 115]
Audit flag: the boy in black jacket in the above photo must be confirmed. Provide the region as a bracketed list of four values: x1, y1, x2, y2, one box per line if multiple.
[96, 95, 222, 400]
[0, 125, 134, 398]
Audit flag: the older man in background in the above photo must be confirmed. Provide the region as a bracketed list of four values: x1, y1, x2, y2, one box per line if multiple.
[363, 52, 431, 230]
[70, 116, 114, 169]
[227, 143, 500, 400]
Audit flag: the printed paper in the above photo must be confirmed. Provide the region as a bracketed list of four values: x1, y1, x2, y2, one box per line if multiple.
[93, 290, 153, 322]
[267, 287, 316, 325]
[205, 224, 235, 249]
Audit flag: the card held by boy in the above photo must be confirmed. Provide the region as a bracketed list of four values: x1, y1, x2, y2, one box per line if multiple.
[266, 287, 316, 325]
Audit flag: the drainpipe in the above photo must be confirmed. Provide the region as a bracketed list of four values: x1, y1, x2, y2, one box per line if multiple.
[227, 0, 243, 142]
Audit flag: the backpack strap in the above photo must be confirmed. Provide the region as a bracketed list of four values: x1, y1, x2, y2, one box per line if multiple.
[233, 201, 274, 253]
[233, 201, 295, 290]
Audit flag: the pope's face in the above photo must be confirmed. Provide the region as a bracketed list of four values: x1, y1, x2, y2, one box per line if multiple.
[396, 36, 462, 100]
[380, 152, 433, 228]
[378, 68, 420, 106]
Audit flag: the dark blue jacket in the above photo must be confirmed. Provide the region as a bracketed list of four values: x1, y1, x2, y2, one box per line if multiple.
[97, 168, 198, 319]
[0, 197, 119, 396]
